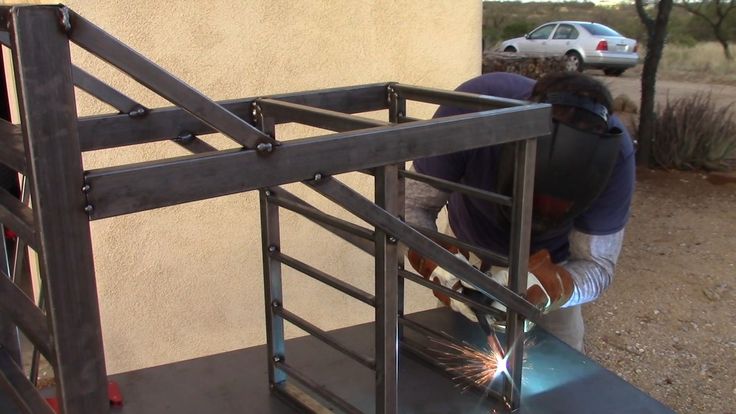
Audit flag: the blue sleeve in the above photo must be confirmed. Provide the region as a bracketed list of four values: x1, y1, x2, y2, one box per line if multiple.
[573, 116, 636, 235]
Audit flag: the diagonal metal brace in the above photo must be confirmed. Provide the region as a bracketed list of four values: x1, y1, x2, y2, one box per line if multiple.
[305, 176, 542, 323]
[63, 8, 274, 149]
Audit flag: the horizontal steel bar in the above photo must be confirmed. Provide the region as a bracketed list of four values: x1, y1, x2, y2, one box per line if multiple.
[412, 225, 509, 268]
[307, 176, 541, 323]
[398, 269, 505, 320]
[268, 188, 375, 255]
[400, 169, 513, 207]
[393, 83, 530, 110]
[67, 9, 273, 148]
[76, 82, 389, 151]
[275, 361, 363, 414]
[84, 104, 551, 219]
[0, 348, 55, 414]
[273, 251, 375, 307]
[0, 270, 54, 363]
[0, 188, 37, 250]
[0, 120, 26, 174]
[72, 66, 143, 115]
[276, 306, 375, 370]
[258, 98, 388, 132]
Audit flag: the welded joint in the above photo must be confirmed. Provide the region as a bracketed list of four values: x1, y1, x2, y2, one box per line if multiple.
[58, 6, 72, 33]
[173, 131, 196, 146]
[127, 105, 148, 118]
[81, 178, 93, 218]
[386, 84, 398, 106]
[268, 245, 279, 253]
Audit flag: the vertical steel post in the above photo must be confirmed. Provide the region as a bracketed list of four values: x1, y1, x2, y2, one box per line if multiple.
[257, 111, 286, 387]
[0, 226, 21, 365]
[10, 5, 109, 413]
[388, 87, 407, 334]
[374, 165, 400, 414]
[504, 139, 536, 411]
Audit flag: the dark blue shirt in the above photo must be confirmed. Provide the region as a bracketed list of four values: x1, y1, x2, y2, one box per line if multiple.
[413, 73, 635, 263]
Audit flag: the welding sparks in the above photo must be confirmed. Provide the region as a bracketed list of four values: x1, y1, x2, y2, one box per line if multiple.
[430, 336, 507, 388]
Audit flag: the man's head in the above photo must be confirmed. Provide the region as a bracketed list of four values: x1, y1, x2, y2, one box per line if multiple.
[495, 71, 622, 235]
[531, 72, 613, 133]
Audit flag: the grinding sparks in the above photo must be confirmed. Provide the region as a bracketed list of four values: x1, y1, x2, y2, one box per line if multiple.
[431, 335, 507, 388]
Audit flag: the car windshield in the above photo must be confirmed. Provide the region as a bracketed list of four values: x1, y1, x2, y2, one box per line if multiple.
[579, 23, 621, 37]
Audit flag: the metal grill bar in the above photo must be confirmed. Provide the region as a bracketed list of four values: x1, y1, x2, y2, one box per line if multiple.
[307, 176, 541, 323]
[0, 270, 54, 362]
[0, 188, 36, 250]
[276, 307, 376, 370]
[71, 66, 144, 115]
[393, 83, 528, 110]
[398, 269, 505, 320]
[275, 361, 363, 414]
[66, 8, 273, 149]
[0, 348, 55, 414]
[83, 104, 551, 219]
[258, 98, 389, 132]
[273, 251, 375, 307]
[267, 188, 375, 255]
[400, 169, 513, 207]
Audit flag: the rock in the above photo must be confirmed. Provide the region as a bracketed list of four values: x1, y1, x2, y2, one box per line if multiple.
[703, 287, 721, 302]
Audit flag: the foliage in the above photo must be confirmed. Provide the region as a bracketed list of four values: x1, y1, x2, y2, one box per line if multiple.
[652, 93, 736, 171]
[674, 0, 736, 60]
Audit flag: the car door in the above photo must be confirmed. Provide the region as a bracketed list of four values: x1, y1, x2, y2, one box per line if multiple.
[547, 23, 579, 56]
[523, 23, 557, 54]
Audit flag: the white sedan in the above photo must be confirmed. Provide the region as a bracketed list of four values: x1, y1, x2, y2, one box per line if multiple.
[500, 21, 639, 76]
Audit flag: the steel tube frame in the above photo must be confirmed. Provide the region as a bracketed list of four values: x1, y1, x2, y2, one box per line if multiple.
[83, 105, 549, 219]
[400, 169, 512, 207]
[0, 348, 55, 414]
[0, 5, 547, 413]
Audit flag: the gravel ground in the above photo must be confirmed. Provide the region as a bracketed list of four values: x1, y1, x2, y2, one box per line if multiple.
[584, 169, 736, 414]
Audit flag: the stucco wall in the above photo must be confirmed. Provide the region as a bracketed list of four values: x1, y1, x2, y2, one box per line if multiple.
[8, 1, 481, 374]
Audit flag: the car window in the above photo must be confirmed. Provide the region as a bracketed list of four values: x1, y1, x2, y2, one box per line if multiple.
[579, 23, 621, 37]
[552, 24, 579, 40]
[529, 24, 556, 40]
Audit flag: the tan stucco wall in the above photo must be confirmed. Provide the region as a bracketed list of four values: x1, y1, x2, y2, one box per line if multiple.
[7, 1, 481, 373]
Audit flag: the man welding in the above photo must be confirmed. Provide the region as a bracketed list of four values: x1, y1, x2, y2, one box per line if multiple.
[405, 71, 635, 352]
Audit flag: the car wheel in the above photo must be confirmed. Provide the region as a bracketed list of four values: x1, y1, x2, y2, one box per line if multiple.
[565, 51, 583, 72]
[604, 68, 625, 76]
[504, 46, 517, 53]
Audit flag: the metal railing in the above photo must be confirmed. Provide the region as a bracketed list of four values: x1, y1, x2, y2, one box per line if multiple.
[0, 4, 550, 413]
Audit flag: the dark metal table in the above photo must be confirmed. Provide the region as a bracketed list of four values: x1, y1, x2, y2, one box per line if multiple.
[43, 308, 674, 414]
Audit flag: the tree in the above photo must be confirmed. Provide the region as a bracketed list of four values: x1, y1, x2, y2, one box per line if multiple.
[636, 0, 675, 166]
[675, 0, 736, 60]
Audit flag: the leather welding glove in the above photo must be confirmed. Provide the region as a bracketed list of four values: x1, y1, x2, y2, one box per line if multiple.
[489, 249, 574, 313]
[407, 248, 480, 323]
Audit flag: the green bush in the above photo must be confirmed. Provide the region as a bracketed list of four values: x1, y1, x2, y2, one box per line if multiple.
[501, 21, 534, 40]
[652, 94, 736, 171]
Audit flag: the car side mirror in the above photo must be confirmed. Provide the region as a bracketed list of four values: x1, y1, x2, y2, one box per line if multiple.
[525, 33, 531, 39]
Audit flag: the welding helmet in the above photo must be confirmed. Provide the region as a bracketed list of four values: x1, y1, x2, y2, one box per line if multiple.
[496, 92, 622, 235]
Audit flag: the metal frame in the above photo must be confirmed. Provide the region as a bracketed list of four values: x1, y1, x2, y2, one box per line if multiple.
[0, 5, 549, 414]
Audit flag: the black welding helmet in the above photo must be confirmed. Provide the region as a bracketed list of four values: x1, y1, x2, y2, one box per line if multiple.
[496, 92, 622, 235]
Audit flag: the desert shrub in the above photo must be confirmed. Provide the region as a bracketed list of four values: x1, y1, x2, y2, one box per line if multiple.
[501, 21, 533, 40]
[652, 93, 736, 171]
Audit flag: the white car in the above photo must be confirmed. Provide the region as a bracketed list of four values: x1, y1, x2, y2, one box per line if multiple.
[500, 21, 639, 76]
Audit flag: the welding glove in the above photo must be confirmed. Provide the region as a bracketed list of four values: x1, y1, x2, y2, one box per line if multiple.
[407, 248, 481, 323]
[490, 249, 574, 313]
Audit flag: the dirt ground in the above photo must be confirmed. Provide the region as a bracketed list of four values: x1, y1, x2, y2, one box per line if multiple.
[581, 71, 736, 414]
